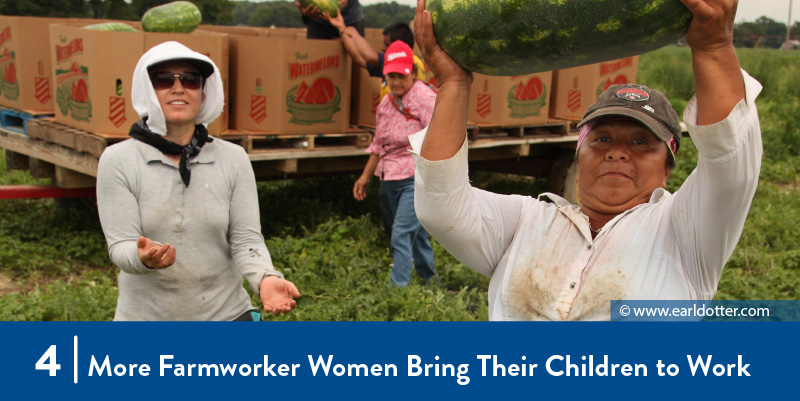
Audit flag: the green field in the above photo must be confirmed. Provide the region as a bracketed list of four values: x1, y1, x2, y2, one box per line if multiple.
[0, 46, 797, 321]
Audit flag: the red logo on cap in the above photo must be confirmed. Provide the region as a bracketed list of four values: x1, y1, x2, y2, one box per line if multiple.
[615, 86, 650, 102]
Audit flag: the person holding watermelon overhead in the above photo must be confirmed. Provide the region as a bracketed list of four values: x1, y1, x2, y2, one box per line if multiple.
[353, 40, 439, 287]
[295, 0, 364, 39]
[96, 42, 300, 321]
[411, 0, 762, 319]
[326, 12, 428, 240]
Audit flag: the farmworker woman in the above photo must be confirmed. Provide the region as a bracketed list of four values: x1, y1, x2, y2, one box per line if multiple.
[412, 0, 761, 319]
[353, 40, 438, 287]
[295, 0, 364, 39]
[96, 41, 300, 321]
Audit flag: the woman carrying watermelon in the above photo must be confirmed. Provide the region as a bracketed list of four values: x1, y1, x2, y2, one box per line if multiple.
[353, 40, 438, 287]
[411, 0, 763, 319]
[295, 0, 364, 39]
[96, 42, 300, 321]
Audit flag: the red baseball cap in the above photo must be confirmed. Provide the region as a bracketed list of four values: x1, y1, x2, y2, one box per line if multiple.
[383, 40, 414, 76]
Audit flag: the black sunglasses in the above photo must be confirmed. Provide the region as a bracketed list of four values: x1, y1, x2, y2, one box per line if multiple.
[149, 72, 204, 91]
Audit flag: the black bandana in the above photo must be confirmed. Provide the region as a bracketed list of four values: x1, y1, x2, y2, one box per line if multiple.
[128, 118, 213, 187]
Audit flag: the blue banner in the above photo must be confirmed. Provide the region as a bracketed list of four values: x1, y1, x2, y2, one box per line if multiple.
[0, 322, 795, 400]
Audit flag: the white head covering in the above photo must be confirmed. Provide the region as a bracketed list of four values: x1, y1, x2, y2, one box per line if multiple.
[131, 41, 224, 136]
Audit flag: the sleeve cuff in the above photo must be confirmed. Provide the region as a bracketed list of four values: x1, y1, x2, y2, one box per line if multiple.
[409, 126, 471, 194]
[254, 270, 285, 298]
[682, 69, 762, 161]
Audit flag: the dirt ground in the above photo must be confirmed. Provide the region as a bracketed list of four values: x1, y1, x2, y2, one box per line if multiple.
[0, 273, 19, 296]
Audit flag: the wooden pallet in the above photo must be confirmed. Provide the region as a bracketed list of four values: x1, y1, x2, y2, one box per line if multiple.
[221, 128, 372, 154]
[565, 119, 580, 134]
[467, 119, 571, 142]
[26, 119, 124, 159]
[0, 107, 54, 135]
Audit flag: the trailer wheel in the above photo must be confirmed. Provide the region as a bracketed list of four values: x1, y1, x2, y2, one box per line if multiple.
[546, 150, 578, 204]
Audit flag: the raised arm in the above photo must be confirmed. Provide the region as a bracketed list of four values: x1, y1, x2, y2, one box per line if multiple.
[681, 0, 745, 124]
[414, 0, 472, 160]
[325, 12, 369, 68]
[672, 0, 762, 297]
[410, 0, 525, 277]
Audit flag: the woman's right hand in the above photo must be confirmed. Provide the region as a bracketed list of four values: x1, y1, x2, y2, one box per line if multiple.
[414, 0, 472, 89]
[137, 236, 176, 269]
[295, 0, 320, 18]
[353, 175, 371, 201]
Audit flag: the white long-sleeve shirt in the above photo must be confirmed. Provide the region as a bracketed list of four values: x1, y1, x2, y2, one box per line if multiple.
[410, 70, 762, 321]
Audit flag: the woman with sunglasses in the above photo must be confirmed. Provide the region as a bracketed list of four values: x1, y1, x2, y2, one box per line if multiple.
[96, 41, 300, 321]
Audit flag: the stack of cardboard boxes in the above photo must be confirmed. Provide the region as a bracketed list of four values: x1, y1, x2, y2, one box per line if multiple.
[48, 22, 230, 137]
[0, 16, 639, 143]
[462, 57, 638, 127]
[0, 16, 73, 115]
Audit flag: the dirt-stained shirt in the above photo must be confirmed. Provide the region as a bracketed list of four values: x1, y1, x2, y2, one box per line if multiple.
[367, 79, 436, 181]
[410, 70, 763, 321]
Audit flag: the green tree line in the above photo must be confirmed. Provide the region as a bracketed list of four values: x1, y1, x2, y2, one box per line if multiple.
[0, 0, 796, 48]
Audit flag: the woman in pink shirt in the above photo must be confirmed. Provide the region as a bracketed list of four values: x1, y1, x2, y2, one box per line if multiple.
[353, 41, 438, 287]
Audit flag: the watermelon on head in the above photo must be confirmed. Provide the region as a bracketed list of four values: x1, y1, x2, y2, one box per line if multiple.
[426, 0, 692, 76]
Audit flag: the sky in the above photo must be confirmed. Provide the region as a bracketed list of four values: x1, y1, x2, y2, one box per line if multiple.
[244, 0, 800, 25]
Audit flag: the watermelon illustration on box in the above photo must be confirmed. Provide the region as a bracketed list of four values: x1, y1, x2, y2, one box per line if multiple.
[0, 16, 67, 112]
[507, 76, 546, 118]
[0, 48, 18, 101]
[50, 23, 144, 136]
[55, 62, 91, 122]
[468, 71, 552, 126]
[550, 56, 639, 121]
[285, 76, 340, 125]
[227, 32, 350, 134]
[597, 74, 630, 97]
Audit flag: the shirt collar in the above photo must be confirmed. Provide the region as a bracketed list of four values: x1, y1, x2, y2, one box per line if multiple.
[135, 137, 217, 165]
[538, 188, 671, 206]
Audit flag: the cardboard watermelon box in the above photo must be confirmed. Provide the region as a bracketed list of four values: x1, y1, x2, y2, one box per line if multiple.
[549, 56, 639, 121]
[0, 16, 68, 114]
[228, 30, 351, 134]
[350, 28, 384, 127]
[49, 23, 229, 137]
[468, 71, 553, 126]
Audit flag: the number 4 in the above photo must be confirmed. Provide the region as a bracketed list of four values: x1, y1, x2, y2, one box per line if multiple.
[35, 345, 61, 376]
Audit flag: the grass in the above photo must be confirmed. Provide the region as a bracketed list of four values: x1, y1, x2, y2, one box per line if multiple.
[0, 46, 798, 320]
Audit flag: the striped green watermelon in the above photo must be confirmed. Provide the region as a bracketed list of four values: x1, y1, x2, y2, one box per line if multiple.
[83, 22, 139, 32]
[142, 1, 202, 33]
[299, 0, 340, 16]
[426, 0, 692, 76]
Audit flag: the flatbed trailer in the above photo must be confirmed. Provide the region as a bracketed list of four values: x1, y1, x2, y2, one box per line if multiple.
[0, 117, 580, 202]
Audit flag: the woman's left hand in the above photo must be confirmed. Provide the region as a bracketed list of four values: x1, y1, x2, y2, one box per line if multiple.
[324, 11, 346, 33]
[259, 276, 301, 317]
